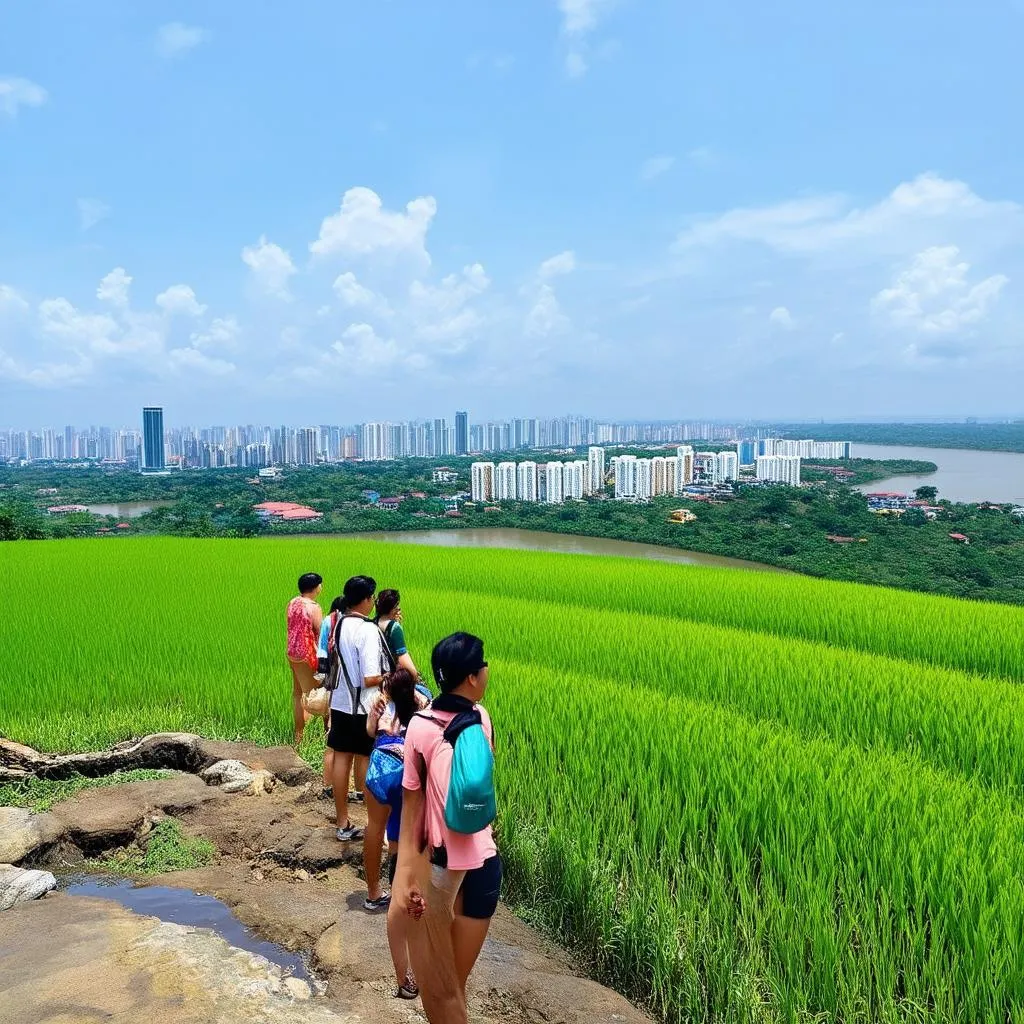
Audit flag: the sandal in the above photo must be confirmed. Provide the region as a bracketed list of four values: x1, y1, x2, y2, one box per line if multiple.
[394, 981, 419, 1000]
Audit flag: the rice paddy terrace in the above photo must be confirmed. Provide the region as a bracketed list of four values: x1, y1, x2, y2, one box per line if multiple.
[3, 536, 1024, 1023]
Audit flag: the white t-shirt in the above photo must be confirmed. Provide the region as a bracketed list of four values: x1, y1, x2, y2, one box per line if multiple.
[329, 615, 386, 715]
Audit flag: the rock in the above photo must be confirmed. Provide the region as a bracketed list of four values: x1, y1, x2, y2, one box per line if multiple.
[247, 769, 277, 796]
[196, 739, 314, 787]
[283, 977, 312, 1001]
[0, 865, 57, 911]
[293, 869, 310, 882]
[202, 760, 256, 793]
[0, 808, 64, 864]
[295, 829, 358, 872]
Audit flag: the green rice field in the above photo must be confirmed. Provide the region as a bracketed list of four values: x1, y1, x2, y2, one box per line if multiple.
[3, 536, 1024, 1022]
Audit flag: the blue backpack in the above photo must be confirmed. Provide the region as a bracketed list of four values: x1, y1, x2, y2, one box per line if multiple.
[436, 710, 496, 835]
[365, 733, 405, 806]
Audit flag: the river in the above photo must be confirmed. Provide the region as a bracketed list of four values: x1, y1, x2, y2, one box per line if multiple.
[853, 444, 1024, 505]
[85, 501, 174, 518]
[343, 528, 787, 572]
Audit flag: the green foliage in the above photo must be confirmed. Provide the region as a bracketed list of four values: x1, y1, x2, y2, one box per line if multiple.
[2, 537, 1024, 1020]
[95, 817, 216, 874]
[0, 770, 173, 812]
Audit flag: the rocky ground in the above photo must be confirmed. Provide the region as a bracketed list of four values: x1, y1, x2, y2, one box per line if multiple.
[0, 734, 648, 1024]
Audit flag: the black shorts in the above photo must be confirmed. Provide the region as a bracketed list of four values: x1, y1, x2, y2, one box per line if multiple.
[327, 710, 373, 756]
[430, 850, 503, 920]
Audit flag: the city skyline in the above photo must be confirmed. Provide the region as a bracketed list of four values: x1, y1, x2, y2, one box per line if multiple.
[3, 5, 1024, 424]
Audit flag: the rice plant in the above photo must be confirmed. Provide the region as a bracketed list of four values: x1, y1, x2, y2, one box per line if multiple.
[2, 536, 1024, 1022]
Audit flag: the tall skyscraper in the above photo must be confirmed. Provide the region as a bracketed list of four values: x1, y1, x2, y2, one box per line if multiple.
[517, 461, 539, 501]
[544, 462, 564, 504]
[455, 411, 469, 456]
[142, 407, 165, 472]
[587, 446, 606, 495]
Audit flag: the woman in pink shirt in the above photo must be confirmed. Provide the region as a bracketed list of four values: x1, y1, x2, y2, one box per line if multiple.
[286, 572, 324, 747]
[394, 633, 500, 1024]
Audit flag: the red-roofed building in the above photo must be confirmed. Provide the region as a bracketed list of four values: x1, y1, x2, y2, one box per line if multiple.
[253, 501, 306, 513]
[279, 508, 323, 522]
[949, 532, 970, 544]
[116, 523, 131, 530]
[378, 496, 404, 511]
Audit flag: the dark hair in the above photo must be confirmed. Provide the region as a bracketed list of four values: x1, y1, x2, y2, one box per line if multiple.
[329, 595, 345, 614]
[298, 572, 323, 594]
[375, 589, 400, 620]
[431, 632, 485, 694]
[384, 669, 418, 728]
[342, 575, 376, 609]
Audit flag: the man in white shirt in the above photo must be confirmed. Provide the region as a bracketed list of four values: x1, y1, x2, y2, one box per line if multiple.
[328, 576, 387, 847]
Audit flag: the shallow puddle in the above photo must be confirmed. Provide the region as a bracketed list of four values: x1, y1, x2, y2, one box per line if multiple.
[62, 875, 316, 983]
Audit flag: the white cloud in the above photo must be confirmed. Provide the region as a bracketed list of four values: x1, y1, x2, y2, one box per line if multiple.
[333, 272, 378, 308]
[156, 284, 207, 318]
[409, 264, 491, 349]
[156, 23, 210, 59]
[242, 236, 297, 300]
[557, 0, 616, 77]
[0, 348, 92, 387]
[330, 322, 403, 374]
[525, 284, 568, 337]
[673, 173, 1019, 254]
[0, 77, 47, 118]
[640, 156, 675, 183]
[97, 268, 132, 307]
[310, 187, 437, 264]
[168, 347, 235, 375]
[538, 251, 576, 278]
[769, 306, 794, 329]
[39, 298, 120, 351]
[687, 146, 715, 166]
[190, 317, 239, 349]
[77, 198, 110, 231]
[0, 285, 29, 313]
[872, 246, 1007, 335]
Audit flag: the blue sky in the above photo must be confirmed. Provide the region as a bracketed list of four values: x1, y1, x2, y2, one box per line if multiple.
[2, 0, 1023, 427]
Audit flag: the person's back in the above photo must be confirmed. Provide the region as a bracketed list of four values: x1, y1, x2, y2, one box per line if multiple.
[286, 573, 323, 749]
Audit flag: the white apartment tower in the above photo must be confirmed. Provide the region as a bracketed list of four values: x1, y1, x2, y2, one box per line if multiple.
[545, 462, 565, 503]
[613, 455, 638, 498]
[471, 462, 496, 502]
[675, 446, 694, 490]
[517, 461, 539, 502]
[636, 458, 654, 501]
[563, 460, 587, 500]
[496, 462, 517, 501]
[587, 446, 606, 495]
[716, 450, 739, 482]
[756, 455, 802, 486]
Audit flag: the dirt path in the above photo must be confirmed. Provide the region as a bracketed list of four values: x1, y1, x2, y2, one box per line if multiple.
[0, 737, 649, 1024]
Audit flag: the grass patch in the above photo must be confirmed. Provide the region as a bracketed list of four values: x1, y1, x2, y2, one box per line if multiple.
[0, 769, 174, 812]
[94, 817, 216, 875]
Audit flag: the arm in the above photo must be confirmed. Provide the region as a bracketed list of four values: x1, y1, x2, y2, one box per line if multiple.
[366, 694, 389, 738]
[394, 784, 426, 918]
[397, 652, 419, 678]
[310, 601, 323, 634]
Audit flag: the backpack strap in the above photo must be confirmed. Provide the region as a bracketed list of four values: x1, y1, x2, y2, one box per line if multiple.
[334, 615, 361, 714]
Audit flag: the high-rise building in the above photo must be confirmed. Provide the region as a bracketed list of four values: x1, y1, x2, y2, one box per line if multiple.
[737, 439, 756, 466]
[675, 446, 694, 490]
[756, 455, 801, 486]
[142, 407, 165, 472]
[716, 450, 739, 482]
[587, 446, 606, 495]
[563, 460, 587, 500]
[636, 459, 653, 500]
[496, 462, 517, 501]
[471, 462, 495, 502]
[455, 412, 469, 456]
[613, 455, 637, 498]
[517, 461, 539, 501]
[544, 462, 564, 504]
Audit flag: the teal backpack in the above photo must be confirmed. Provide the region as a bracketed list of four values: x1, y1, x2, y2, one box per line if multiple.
[431, 710, 496, 835]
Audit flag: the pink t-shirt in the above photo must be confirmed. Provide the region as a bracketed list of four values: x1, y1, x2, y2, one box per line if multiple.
[402, 705, 497, 872]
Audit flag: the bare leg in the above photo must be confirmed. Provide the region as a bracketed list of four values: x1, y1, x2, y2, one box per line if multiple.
[452, 889, 493, 991]
[332, 749, 354, 829]
[363, 791, 389, 901]
[322, 714, 334, 788]
[407, 865, 468, 1024]
[385, 846, 411, 988]
[354, 754, 368, 795]
[289, 663, 308, 746]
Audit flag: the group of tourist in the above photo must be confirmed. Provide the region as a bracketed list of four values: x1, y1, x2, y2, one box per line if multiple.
[286, 572, 500, 1024]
